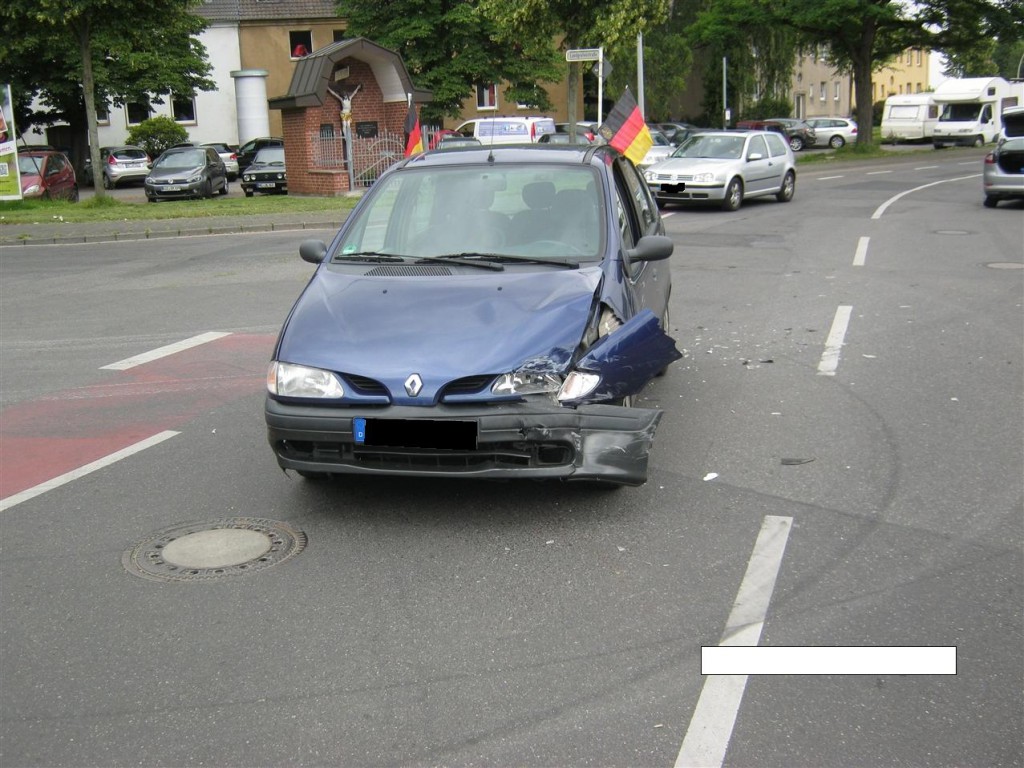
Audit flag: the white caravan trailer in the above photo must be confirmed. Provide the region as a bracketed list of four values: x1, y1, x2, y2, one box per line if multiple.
[880, 93, 939, 142]
[932, 77, 1024, 148]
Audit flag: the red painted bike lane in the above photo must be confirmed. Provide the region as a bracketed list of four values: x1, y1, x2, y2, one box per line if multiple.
[0, 334, 275, 501]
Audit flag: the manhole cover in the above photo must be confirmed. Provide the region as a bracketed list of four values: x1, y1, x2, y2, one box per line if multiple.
[986, 262, 1024, 270]
[123, 518, 306, 582]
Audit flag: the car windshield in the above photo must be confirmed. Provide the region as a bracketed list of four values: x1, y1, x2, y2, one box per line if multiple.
[17, 155, 45, 175]
[154, 150, 206, 169]
[334, 164, 604, 262]
[253, 148, 285, 165]
[672, 134, 746, 159]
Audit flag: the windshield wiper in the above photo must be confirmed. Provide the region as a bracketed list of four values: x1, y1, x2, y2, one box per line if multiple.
[332, 251, 407, 263]
[415, 254, 505, 271]
[483, 254, 580, 269]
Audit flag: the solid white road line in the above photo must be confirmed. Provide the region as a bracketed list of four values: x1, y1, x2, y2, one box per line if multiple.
[0, 430, 180, 512]
[675, 515, 793, 768]
[701, 646, 957, 675]
[815, 175, 845, 181]
[871, 174, 980, 219]
[853, 236, 870, 267]
[817, 305, 853, 376]
[100, 332, 231, 370]
[866, 170, 893, 175]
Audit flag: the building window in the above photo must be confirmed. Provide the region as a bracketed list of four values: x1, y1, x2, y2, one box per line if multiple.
[126, 101, 151, 125]
[95, 100, 110, 125]
[172, 95, 196, 123]
[820, 82, 826, 101]
[290, 31, 312, 58]
[476, 83, 497, 110]
[333, 30, 346, 43]
[834, 82, 841, 101]
[916, 49, 923, 66]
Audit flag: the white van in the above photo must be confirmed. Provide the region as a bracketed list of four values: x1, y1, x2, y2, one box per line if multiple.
[932, 77, 1024, 148]
[881, 93, 939, 142]
[454, 116, 557, 145]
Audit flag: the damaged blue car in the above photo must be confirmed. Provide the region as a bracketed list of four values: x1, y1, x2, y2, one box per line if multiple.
[265, 144, 681, 486]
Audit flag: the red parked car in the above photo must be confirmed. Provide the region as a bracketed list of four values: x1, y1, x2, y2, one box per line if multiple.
[17, 150, 79, 202]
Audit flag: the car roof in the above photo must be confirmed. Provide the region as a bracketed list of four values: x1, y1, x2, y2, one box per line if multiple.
[398, 144, 618, 170]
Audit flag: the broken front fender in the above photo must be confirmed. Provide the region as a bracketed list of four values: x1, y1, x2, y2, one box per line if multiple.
[568, 308, 682, 404]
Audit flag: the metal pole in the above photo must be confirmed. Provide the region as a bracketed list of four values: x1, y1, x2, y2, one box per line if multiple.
[597, 47, 604, 125]
[723, 56, 728, 128]
[637, 33, 645, 118]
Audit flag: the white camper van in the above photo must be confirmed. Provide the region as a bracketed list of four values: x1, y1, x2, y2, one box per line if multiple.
[880, 93, 939, 142]
[932, 77, 1024, 148]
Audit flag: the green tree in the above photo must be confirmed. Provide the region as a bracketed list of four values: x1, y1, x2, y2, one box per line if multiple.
[773, 0, 1023, 144]
[480, 0, 671, 133]
[0, 0, 214, 198]
[336, 0, 563, 124]
[126, 115, 190, 158]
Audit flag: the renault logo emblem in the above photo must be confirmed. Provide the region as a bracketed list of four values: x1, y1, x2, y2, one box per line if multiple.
[404, 373, 423, 397]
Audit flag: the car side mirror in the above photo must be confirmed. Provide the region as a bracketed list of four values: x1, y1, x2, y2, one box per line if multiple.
[299, 239, 328, 264]
[627, 234, 673, 262]
[747, 152, 764, 161]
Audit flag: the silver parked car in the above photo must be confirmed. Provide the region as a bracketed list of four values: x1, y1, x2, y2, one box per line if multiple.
[202, 143, 240, 180]
[806, 117, 859, 149]
[644, 130, 796, 211]
[637, 128, 676, 171]
[982, 107, 1024, 208]
[83, 145, 151, 189]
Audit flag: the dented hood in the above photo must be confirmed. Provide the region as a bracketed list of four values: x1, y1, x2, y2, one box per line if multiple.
[276, 266, 603, 398]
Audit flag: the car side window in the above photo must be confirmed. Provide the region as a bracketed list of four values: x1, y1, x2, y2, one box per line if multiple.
[748, 135, 768, 158]
[616, 158, 657, 234]
[764, 133, 788, 157]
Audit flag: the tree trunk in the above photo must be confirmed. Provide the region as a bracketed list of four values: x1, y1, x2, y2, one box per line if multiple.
[853, 23, 876, 145]
[77, 18, 104, 199]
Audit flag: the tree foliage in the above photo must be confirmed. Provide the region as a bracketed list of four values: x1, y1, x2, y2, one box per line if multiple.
[336, 0, 563, 123]
[0, 0, 213, 196]
[480, 0, 670, 131]
[126, 116, 190, 158]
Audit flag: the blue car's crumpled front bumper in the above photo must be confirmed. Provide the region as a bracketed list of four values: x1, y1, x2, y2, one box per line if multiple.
[265, 399, 664, 486]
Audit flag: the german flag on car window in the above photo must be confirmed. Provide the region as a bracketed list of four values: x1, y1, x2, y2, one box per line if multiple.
[599, 89, 652, 165]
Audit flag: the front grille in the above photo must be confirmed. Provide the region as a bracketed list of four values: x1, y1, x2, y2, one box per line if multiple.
[344, 374, 388, 395]
[652, 173, 694, 182]
[441, 375, 494, 397]
[276, 439, 574, 472]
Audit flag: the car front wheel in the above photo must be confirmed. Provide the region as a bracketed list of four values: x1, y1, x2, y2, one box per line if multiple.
[776, 171, 796, 202]
[721, 178, 743, 211]
[789, 136, 805, 152]
[102, 175, 113, 190]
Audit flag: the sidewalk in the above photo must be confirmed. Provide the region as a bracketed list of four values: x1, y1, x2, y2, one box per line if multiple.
[0, 210, 348, 247]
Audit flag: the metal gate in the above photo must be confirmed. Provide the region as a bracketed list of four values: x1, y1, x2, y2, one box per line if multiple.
[350, 130, 405, 189]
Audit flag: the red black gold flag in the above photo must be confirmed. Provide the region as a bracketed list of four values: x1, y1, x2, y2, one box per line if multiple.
[404, 102, 424, 157]
[599, 88, 652, 165]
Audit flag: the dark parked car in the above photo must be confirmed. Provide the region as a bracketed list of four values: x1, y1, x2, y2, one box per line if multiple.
[736, 118, 816, 151]
[17, 150, 79, 201]
[144, 146, 228, 202]
[83, 145, 151, 188]
[265, 144, 681, 487]
[236, 136, 283, 172]
[240, 147, 287, 196]
[655, 122, 699, 145]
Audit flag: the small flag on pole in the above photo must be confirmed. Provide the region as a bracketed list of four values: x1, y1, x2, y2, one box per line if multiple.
[598, 88, 652, 166]
[404, 101, 424, 157]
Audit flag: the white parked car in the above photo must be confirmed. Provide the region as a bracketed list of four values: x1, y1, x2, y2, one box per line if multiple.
[637, 128, 676, 171]
[806, 117, 859, 149]
[644, 130, 796, 211]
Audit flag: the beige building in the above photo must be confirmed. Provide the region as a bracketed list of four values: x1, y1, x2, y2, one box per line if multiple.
[871, 48, 932, 102]
[791, 49, 854, 119]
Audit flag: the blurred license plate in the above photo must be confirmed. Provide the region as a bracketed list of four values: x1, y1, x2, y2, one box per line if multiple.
[353, 418, 477, 450]
[257, 182, 276, 188]
[163, 185, 182, 191]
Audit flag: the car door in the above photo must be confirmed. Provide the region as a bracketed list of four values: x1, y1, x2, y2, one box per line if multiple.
[206, 148, 226, 190]
[614, 157, 671, 321]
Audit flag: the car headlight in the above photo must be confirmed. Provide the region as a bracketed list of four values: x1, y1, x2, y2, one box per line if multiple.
[557, 372, 600, 401]
[644, 171, 657, 183]
[692, 172, 716, 183]
[243, 174, 252, 182]
[491, 371, 562, 396]
[267, 362, 345, 399]
[187, 172, 203, 183]
[22, 184, 41, 196]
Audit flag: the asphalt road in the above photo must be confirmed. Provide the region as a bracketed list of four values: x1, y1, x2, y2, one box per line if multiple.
[1, 148, 1021, 767]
